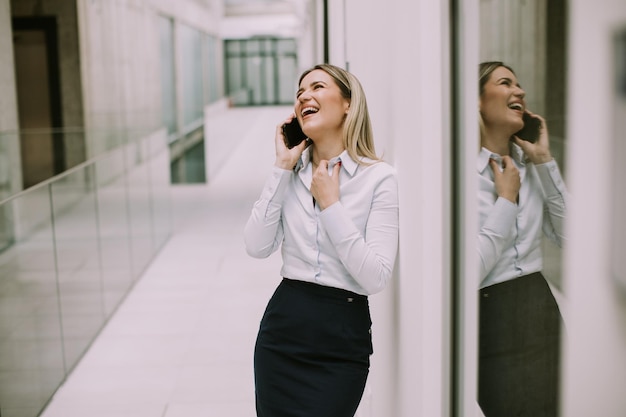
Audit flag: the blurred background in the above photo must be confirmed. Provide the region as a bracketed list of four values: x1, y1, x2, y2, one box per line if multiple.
[0, 0, 625, 416]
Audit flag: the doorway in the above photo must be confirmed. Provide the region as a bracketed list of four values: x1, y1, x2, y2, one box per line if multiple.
[12, 16, 64, 189]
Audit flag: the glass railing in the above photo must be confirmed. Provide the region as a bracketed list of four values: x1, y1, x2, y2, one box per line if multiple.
[0, 127, 172, 417]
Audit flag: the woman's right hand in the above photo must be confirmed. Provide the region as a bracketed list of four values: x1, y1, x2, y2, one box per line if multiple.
[274, 114, 309, 170]
[490, 155, 520, 204]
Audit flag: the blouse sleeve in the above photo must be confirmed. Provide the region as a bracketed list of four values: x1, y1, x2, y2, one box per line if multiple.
[244, 166, 291, 258]
[319, 169, 399, 294]
[534, 160, 568, 247]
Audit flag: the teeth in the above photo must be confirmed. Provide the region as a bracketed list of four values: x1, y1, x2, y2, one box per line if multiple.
[301, 107, 318, 116]
[508, 103, 523, 111]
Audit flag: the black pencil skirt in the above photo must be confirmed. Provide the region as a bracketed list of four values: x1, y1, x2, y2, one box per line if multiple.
[478, 272, 563, 417]
[254, 278, 373, 417]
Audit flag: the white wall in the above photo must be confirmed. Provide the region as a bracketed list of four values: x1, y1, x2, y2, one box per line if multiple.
[562, 0, 626, 415]
[325, 1, 453, 416]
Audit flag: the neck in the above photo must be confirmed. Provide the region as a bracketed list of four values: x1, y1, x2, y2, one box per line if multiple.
[310, 139, 345, 166]
[481, 128, 511, 156]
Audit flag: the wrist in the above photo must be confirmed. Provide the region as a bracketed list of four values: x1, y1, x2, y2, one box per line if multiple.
[274, 159, 295, 170]
[500, 193, 518, 204]
[532, 153, 553, 165]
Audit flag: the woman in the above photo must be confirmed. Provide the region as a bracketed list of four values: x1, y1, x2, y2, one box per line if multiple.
[244, 64, 399, 417]
[477, 61, 568, 416]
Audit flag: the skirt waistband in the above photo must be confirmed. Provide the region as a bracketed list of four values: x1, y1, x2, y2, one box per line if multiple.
[282, 278, 368, 304]
[481, 271, 546, 295]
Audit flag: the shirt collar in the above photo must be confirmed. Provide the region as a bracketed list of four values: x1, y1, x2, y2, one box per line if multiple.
[477, 141, 526, 173]
[295, 148, 358, 177]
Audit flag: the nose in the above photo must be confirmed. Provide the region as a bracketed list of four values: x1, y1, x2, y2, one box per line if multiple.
[298, 89, 312, 103]
[514, 85, 525, 99]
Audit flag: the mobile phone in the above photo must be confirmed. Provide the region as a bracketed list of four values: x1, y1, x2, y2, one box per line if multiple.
[282, 118, 307, 148]
[515, 112, 542, 143]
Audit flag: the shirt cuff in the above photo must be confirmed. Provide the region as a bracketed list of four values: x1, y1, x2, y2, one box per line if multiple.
[535, 160, 566, 197]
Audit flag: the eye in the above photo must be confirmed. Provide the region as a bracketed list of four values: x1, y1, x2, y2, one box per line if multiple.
[314, 84, 323, 90]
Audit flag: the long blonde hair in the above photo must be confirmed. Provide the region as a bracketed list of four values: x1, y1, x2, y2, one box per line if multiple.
[298, 64, 379, 164]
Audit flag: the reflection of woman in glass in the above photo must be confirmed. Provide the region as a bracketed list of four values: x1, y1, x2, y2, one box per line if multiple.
[245, 64, 399, 417]
[477, 61, 567, 416]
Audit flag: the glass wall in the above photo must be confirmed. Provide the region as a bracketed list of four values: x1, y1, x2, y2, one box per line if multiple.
[225, 37, 298, 106]
[205, 34, 221, 105]
[453, 0, 569, 414]
[161, 17, 222, 184]
[159, 16, 177, 136]
[0, 127, 171, 417]
[179, 24, 205, 129]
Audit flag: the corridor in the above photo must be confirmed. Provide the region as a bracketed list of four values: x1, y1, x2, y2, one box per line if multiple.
[40, 106, 292, 417]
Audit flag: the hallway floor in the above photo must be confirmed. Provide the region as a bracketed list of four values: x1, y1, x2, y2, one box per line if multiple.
[40, 106, 291, 417]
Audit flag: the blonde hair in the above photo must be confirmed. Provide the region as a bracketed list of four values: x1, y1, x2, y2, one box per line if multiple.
[298, 64, 379, 164]
[478, 61, 517, 144]
[479, 61, 515, 95]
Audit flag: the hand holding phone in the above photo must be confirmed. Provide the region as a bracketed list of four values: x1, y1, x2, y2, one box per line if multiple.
[282, 118, 308, 148]
[514, 112, 542, 143]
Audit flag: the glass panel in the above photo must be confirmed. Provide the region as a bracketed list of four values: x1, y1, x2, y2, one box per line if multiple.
[246, 38, 260, 54]
[226, 57, 243, 95]
[159, 16, 177, 135]
[0, 186, 64, 416]
[0, 127, 172, 417]
[262, 56, 275, 104]
[49, 166, 105, 368]
[206, 35, 220, 104]
[246, 56, 263, 105]
[146, 130, 172, 252]
[94, 147, 134, 316]
[476, 1, 568, 415]
[278, 56, 298, 104]
[225, 38, 298, 106]
[277, 38, 296, 54]
[179, 24, 204, 127]
[225, 39, 241, 55]
[125, 138, 153, 277]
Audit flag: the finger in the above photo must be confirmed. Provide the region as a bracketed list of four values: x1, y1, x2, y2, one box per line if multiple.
[512, 136, 532, 154]
[489, 159, 501, 176]
[295, 137, 309, 151]
[331, 161, 341, 177]
[501, 155, 514, 168]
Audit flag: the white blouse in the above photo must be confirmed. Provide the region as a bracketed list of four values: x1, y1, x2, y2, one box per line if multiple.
[244, 148, 399, 295]
[477, 144, 568, 288]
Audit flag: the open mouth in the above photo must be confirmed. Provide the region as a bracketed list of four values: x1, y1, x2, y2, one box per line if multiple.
[301, 107, 319, 117]
[508, 102, 524, 112]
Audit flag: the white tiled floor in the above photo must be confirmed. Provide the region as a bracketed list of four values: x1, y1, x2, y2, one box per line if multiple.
[40, 106, 292, 417]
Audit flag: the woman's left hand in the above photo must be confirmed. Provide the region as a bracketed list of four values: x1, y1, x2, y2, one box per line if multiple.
[512, 111, 553, 164]
[311, 160, 341, 210]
